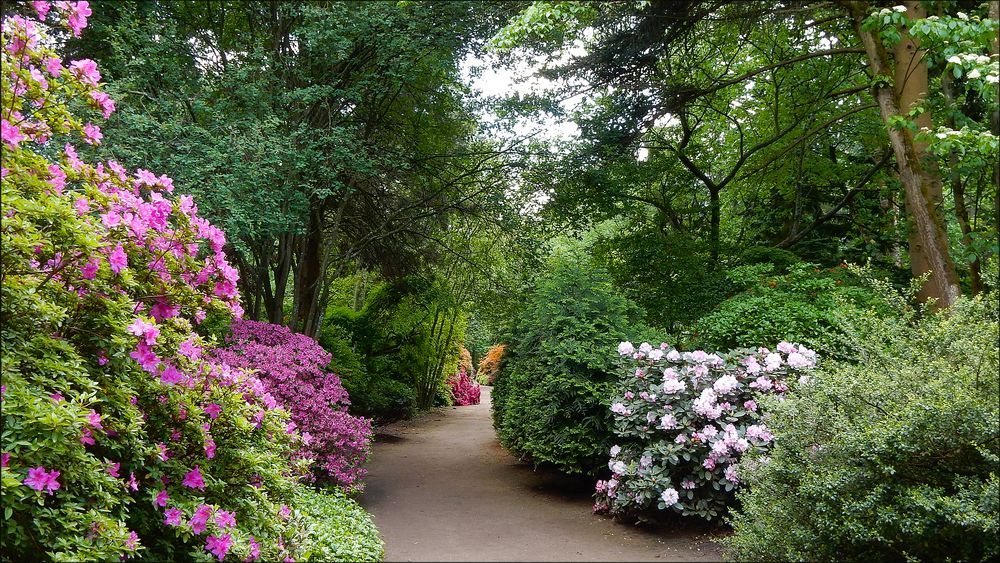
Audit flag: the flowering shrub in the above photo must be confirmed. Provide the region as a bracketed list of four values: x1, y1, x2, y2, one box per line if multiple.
[593, 340, 816, 520]
[447, 368, 481, 406]
[0, 5, 378, 561]
[476, 343, 505, 385]
[215, 320, 372, 489]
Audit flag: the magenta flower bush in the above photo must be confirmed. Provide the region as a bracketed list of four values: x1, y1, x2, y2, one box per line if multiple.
[215, 320, 373, 489]
[0, 5, 381, 561]
[447, 368, 481, 406]
[593, 341, 816, 520]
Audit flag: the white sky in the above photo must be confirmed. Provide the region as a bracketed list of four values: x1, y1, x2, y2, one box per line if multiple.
[460, 48, 584, 144]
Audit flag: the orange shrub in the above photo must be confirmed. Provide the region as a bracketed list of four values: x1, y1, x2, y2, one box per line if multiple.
[477, 344, 506, 385]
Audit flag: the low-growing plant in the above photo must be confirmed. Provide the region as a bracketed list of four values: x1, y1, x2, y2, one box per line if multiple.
[724, 282, 999, 561]
[594, 340, 816, 521]
[295, 487, 384, 562]
[214, 320, 373, 490]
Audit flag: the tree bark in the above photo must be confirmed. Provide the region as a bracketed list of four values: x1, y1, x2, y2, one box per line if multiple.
[292, 207, 324, 333]
[849, 0, 961, 307]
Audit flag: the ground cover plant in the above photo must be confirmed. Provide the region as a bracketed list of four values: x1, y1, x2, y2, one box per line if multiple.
[594, 340, 816, 521]
[0, 5, 381, 560]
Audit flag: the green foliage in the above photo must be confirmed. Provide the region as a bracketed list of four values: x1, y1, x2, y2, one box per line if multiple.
[321, 304, 414, 423]
[739, 246, 802, 273]
[492, 251, 653, 475]
[691, 263, 889, 356]
[295, 487, 384, 562]
[725, 285, 1000, 562]
[320, 275, 465, 419]
[594, 227, 733, 331]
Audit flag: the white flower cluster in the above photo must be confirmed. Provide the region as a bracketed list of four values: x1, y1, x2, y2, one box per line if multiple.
[945, 53, 999, 83]
[875, 5, 908, 17]
[925, 127, 999, 141]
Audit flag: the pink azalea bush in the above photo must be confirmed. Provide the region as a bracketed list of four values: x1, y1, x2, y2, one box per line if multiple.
[446, 368, 481, 406]
[215, 320, 373, 489]
[593, 341, 816, 520]
[0, 5, 381, 561]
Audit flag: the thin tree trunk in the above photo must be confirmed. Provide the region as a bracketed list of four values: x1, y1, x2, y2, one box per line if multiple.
[990, 0, 1000, 236]
[266, 233, 293, 324]
[849, 0, 961, 307]
[709, 186, 721, 260]
[942, 71, 983, 294]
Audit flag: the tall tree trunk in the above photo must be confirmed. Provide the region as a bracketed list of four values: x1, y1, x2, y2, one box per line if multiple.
[292, 207, 324, 333]
[849, 0, 961, 307]
[265, 233, 293, 325]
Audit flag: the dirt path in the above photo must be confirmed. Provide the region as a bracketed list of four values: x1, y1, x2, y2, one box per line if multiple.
[358, 387, 725, 562]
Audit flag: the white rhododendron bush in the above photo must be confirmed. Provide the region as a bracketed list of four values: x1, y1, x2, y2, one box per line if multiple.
[594, 341, 816, 520]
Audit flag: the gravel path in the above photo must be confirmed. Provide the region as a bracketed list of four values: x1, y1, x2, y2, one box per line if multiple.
[358, 387, 725, 562]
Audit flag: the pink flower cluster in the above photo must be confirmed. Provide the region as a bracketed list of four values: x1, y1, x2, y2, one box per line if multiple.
[215, 320, 372, 489]
[2, 7, 310, 559]
[447, 368, 481, 406]
[594, 341, 816, 520]
[23, 466, 61, 494]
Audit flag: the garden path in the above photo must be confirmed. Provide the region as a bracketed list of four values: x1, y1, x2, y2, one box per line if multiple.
[359, 387, 724, 562]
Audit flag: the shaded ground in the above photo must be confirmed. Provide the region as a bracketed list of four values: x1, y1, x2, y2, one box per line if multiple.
[359, 387, 725, 562]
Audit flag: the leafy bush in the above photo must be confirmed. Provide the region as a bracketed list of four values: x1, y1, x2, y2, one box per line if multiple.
[725, 284, 999, 561]
[0, 8, 378, 560]
[447, 368, 481, 406]
[458, 346, 473, 376]
[492, 254, 650, 475]
[215, 320, 372, 490]
[295, 487, 384, 562]
[476, 343, 506, 385]
[739, 246, 802, 273]
[594, 341, 815, 521]
[318, 324, 367, 383]
[322, 276, 464, 417]
[692, 263, 887, 356]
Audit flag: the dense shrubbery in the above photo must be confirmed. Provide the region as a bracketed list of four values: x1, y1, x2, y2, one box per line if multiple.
[0, 7, 379, 561]
[492, 254, 653, 475]
[692, 263, 888, 356]
[594, 341, 815, 521]
[594, 230, 732, 331]
[447, 368, 481, 406]
[725, 282, 999, 562]
[215, 320, 372, 490]
[321, 275, 465, 419]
